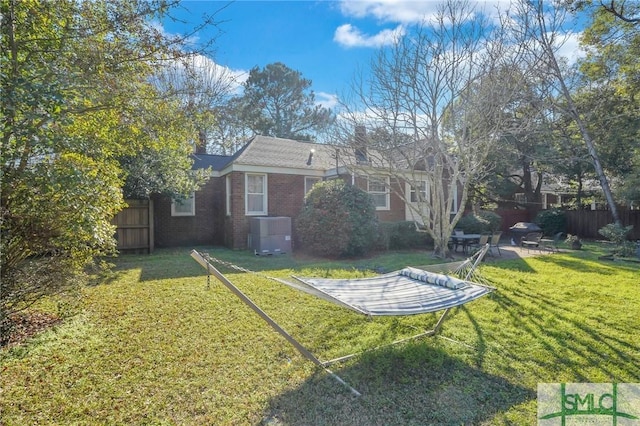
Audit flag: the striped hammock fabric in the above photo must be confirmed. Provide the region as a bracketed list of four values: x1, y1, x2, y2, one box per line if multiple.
[292, 269, 494, 317]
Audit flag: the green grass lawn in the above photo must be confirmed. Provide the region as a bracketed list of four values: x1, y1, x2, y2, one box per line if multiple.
[1, 244, 639, 425]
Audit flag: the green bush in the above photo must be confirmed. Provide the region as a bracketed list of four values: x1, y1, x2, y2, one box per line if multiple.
[374, 222, 391, 251]
[534, 209, 566, 236]
[296, 180, 378, 257]
[598, 223, 633, 245]
[377, 221, 433, 250]
[479, 210, 502, 232]
[456, 211, 502, 234]
[598, 223, 635, 257]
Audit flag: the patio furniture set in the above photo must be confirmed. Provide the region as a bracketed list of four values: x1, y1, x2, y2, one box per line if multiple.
[451, 223, 564, 256]
[451, 230, 503, 256]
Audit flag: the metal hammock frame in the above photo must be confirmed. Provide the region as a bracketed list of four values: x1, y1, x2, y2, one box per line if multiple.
[190, 244, 493, 396]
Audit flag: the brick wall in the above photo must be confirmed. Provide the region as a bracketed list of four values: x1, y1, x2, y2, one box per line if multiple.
[225, 172, 246, 249]
[379, 178, 405, 222]
[226, 172, 307, 250]
[153, 178, 225, 248]
[154, 171, 415, 250]
[268, 174, 307, 217]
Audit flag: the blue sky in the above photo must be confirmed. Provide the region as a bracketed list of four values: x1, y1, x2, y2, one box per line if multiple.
[163, 0, 409, 108]
[162, 1, 583, 110]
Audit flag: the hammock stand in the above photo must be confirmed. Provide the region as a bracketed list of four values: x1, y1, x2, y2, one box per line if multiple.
[190, 245, 492, 397]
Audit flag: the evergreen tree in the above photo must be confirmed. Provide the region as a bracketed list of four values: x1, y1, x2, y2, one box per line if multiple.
[240, 62, 334, 140]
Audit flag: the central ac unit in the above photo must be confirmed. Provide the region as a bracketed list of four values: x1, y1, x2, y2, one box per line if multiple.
[248, 217, 292, 255]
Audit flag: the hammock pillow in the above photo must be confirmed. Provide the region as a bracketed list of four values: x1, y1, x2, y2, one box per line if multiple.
[400, 267, 467, 290]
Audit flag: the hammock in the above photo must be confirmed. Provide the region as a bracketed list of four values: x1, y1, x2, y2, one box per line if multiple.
[190, 244, 493, 396]
[271, 243, 493, 317]
[289, 267, 493, 316]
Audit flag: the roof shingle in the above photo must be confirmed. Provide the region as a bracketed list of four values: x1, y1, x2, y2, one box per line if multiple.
[232, 135, 338, 170]
[191, 153, 233, 171]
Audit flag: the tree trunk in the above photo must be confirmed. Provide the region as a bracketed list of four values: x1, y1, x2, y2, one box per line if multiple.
[535, 1, 621, 225]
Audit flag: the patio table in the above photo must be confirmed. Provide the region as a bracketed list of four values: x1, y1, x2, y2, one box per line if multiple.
[454, 234, 481, 254]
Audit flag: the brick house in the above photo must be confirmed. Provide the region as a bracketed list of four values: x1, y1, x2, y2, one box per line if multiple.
[152, 135, 461, 250]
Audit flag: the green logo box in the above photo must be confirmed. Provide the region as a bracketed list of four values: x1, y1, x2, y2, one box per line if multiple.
[538, 383, 640, 425]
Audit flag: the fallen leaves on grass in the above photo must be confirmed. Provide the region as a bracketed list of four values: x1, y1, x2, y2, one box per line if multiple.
[1, 311, 61, 348]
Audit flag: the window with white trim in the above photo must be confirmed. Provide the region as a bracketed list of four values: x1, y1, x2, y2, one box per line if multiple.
[245, 173, 267, 215]
[304, 176, 321, 195]
[171, 193, 195, 216]
[368, 176, 390, 210]
[451, 183, 459, 213]
[225, 175, 231, 216]
[410, 181, 428, 203]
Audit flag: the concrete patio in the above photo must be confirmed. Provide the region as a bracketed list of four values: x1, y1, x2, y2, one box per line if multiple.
[451, 240, 561, 262]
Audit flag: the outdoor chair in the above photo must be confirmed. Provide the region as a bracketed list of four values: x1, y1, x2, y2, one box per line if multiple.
[468, 234, 490, 254]
[520, 232, 543, 252]
[489, 231, 502, 256]
[451, 229, 465, 252]
[540, 232, 563, 253]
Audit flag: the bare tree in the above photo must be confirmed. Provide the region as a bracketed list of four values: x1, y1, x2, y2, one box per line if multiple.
[207, 97, 255, 155]
[154, 54, 239, 153]
[509, 0, 622, 225]
[336, 0, 523, 258]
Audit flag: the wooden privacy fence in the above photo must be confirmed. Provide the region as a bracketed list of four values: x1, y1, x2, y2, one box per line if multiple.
[112, 199, 154, 253]
[496, 209, 532, 233]
[490, 208, 640, 240]
[565, 209, 640, 240]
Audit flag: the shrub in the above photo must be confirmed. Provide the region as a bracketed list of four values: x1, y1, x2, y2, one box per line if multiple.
[598, 223, 635, 257]
[455, 214, 482, 234]
[599, 223, 633, 245]
[378, 221, 433, 250]
[534, 209, 566, 236]
[373, 222, 391, 251]
[296, 180, 378, 257]
[456, 211, 502, 234]
[479, 210, 502, 232]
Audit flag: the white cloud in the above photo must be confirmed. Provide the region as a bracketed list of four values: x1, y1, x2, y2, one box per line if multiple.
[148, 21, 247, 94]
[155, 54, 248, 100]
[334, 23, 405, 48]
[190, 54, 248, 93]
[315, 92, 340, 109]
[334, 1, 509, 48]
[554, 31, 586, 65]
[338, 1, 440, 24]
[338, 1, 510, 24]
[148, 20, 200, 48]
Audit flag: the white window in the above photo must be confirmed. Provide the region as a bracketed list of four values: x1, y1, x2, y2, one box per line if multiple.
[368, 176, 390, 210]
[245, 173, 267, 215]
[171, 193, 195, 216]
[304, 176, 321, 195]
[225, 175, 231, 216]
[410, 181, 429, 203]
[405, 181, 430, 224]
[451, 183, 459, 213]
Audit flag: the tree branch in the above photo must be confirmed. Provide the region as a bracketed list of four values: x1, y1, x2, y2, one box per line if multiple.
[600, 0, 640, 24]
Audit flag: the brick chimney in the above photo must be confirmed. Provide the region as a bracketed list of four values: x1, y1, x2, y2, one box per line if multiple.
[195, 129, 207, 154]
[354, 125, 368, 164]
